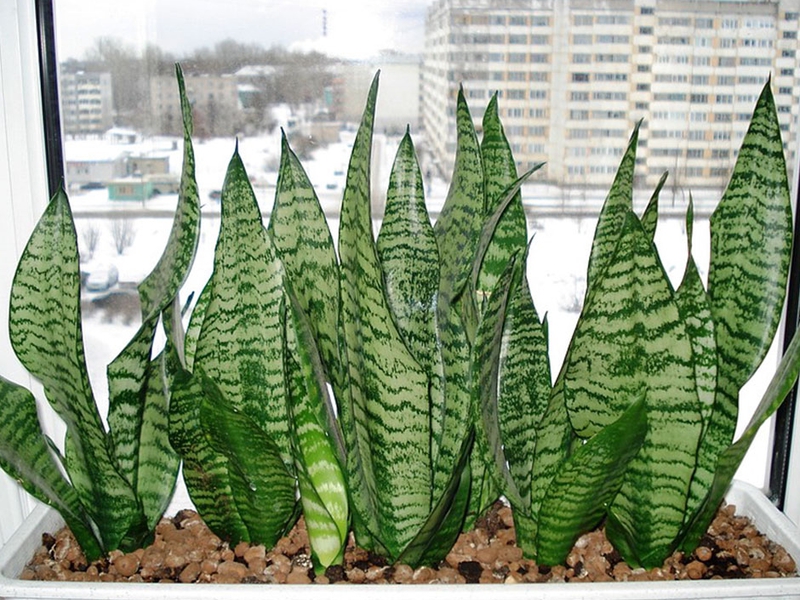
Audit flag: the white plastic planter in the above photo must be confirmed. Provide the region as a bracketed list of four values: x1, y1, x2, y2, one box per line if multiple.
[0, 481, 798, 600]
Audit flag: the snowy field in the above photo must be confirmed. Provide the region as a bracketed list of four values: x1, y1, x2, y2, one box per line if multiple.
[64, 130, 779, 512]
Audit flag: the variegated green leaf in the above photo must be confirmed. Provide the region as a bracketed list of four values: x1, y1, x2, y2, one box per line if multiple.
[199, 382, 297, 546]
[519, 375, 573, 557]
[680, 330, 800, 552]
[396, 430, 473, 568]
[337, 71, 432, 559]
[564, 212, 702, 568]
[692, 81, 794, 511]
[0, 376, 103, 560]
[640, 171, 668, 241]
[9, 187, 141, 552]
[284, 289, 348, 572]
[377, 128, 443, 476]
[268, 132, 340, 384]
[537, 395, 647, 566]
[477, 93, 527, 299]
[497, 244, 551, 506]
[472, 254, 525, 509]
[193, 148, 291, 467]
[585, 121, 641, 292]
[681, 80, 793, 553]
[184, 281, 211, 372]
[431, 87, 484, 500]
[168, 369, 249, 541]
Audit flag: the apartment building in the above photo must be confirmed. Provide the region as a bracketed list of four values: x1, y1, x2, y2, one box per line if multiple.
[422, 0, 800, 189]
[59, 70, 114, 135]
[150, 73, 240, 137]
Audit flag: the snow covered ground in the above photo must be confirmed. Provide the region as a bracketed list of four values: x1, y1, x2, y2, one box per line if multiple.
[63, 129, 778, 513]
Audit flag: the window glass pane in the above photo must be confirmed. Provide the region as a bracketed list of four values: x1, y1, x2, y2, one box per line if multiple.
[53, 0, 800, 493]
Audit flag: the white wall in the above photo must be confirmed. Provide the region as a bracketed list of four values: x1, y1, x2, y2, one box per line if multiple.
[0, 0, 51, 545]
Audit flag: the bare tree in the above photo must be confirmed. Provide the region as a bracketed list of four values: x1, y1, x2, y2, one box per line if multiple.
[110, 219, 136, 255]
[80, 222, 101, 261]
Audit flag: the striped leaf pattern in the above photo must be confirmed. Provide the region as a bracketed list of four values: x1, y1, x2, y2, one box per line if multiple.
[285, 290, 348, 571]
[337, 72, 432, 559]
[497, 246, 551, 507]
[193, 148, 292, 467]
[106, 65, 198, 537]
[376, 129, 443, 477]
[431, 88, 484, 499]
[681, 80, 792, 551]
[585, 121, 640, 292]
[680, 331, 800, 552]
[477, 93, 527, 299]
[520, 378, 573, 557]
[472, 256, 525, 509]
[640, 171, 668, 242]
[168, 369, 249, 542]
[268, 132, 340, 384]
[8, 188, 141, 552]
[0, 376, 103, 560]
[536, 395, 647, 566]
[199, 385, 297, 546]
[565, 212, 702, 567]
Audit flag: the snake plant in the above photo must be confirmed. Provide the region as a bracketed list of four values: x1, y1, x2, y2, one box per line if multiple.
[0, 65, 200, 560]
[482, 77, 800, 569]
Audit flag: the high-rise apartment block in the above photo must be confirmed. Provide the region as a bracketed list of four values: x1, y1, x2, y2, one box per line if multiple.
[422, 0, 800, 189]
[60, 70, 114, 135]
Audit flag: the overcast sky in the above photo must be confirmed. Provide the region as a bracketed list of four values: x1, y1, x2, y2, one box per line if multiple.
[55, 0, 431, 61]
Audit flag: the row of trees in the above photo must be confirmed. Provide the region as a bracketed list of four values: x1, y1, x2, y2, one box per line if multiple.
[61, 38, 336, 134]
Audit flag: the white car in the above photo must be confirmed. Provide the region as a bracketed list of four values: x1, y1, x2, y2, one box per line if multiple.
[85, 264, 119, 292]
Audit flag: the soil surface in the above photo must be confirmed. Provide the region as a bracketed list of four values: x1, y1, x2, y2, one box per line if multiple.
[20, 501, 797, 584]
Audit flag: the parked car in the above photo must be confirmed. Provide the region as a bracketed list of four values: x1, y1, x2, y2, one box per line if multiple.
[84, 263, 119, 292]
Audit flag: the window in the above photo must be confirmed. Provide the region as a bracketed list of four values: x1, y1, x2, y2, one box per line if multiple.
[571, 91, 589, 101]
[1, 0, 794, 545]
[573, 54, 591, 64]
[573, 34, 592, 44]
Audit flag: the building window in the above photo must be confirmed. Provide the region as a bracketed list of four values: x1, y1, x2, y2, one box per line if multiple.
[572, 72, 590, 83]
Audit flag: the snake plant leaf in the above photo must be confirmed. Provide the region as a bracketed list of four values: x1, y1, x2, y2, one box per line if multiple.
[377, 127, 443, 447]
[268, 131, 340, 384]
[472, 254, 525, 510]
[465, 164, 545, 340]
[137, 64, 201, 323]
[430, 87, 484, 499]
[518, 374, 573, 557]
[640, 171, 668, 242]
[585, 120, 641, 293]
[106, 65, 197, 535]
[565, 212, 702, 568]
[692, 80, 794, 507]
[536, 394, 647, 566]
[680, 330, 800, 552]
[184, 281, 211, 372]
[0, 376, 103, 560]
[9, 187, 141, 552]
[337, 71, 432, 559]
[284, 288, 348, 572]
[676, 199, 718, 439]
[708, 79, 792, 394]
[198, 381, 298, 547]
[477, 92, 527, 299]
[396, 430, 474, 569]
[497, 243, 551, 507]
[135, 351, 180, 531]
[193, 147, 291, 468]
[168, 368, 248, 542]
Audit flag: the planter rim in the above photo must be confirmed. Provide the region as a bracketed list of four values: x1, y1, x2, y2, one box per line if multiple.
[0, 480, 798, 599]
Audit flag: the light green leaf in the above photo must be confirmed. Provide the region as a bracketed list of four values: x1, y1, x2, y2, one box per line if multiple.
[9, 187, 141, 552]
[268, 132, 340, 384]
[477, 93, 527, 299]
[337, 71, 432, 559]
[193, 148, 291, 467]
[640, 171, 668, 241]
[536, 395, 647, 566]
[0, 376, 103, 560]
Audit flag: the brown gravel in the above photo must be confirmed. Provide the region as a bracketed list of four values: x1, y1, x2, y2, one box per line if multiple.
[18, 501, 797, 584]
